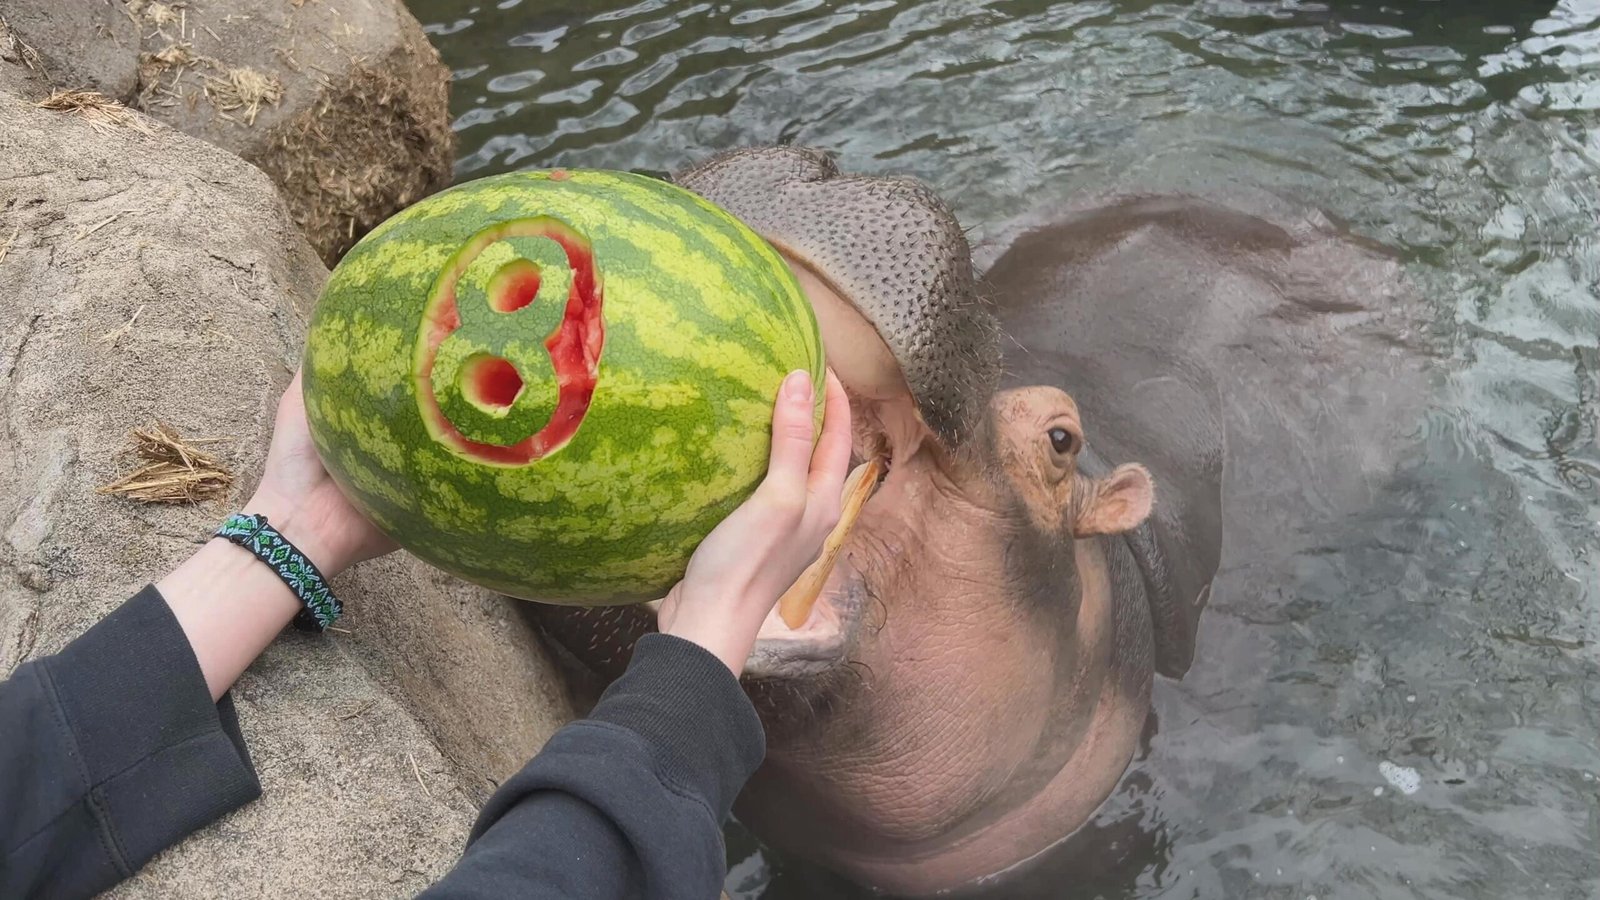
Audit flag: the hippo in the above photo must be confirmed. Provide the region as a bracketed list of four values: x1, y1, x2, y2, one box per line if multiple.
[530, 147, 1429, 896]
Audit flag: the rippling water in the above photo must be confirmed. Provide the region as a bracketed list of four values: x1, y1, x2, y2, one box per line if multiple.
[406, 1, 1600, 896]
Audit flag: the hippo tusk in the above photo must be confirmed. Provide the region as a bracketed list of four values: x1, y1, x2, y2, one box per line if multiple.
[777, 456, 884, 629]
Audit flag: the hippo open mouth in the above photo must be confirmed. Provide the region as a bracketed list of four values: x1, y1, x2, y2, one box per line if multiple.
[672, 145, 1001, 682]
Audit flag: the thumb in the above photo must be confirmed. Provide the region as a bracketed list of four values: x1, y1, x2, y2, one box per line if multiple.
[762, 370, 817, 491]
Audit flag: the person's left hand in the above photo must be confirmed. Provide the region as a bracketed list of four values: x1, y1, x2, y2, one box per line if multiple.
[243, 369, 397, 576]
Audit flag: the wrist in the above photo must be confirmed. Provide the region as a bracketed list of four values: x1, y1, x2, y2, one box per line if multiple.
[659, 600, 765, 677]
[159, 534, 305, 701]
[241, 489, 357, 576]
[665, 628, 750, 677]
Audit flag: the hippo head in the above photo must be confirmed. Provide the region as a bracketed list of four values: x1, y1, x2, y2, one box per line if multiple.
[675, 147, 1153, 687]
[533, 147, 1204, 896]
[679, 145, 1018, 684]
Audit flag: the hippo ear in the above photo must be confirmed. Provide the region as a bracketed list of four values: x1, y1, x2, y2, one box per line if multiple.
[1074, 463, 1154, 537]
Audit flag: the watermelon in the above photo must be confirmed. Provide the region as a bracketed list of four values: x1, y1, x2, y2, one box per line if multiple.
[302, 168, 824, 604]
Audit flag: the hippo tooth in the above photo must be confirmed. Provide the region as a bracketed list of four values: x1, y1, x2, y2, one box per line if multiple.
[777, 456, 885, 630]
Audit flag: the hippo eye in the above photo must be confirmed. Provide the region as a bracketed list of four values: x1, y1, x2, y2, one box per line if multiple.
[1048, 426, 1079, 456]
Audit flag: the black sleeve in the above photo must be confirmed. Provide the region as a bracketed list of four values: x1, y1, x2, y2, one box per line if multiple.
[0, 586, 261, 900]
[420, 633, 766, 900]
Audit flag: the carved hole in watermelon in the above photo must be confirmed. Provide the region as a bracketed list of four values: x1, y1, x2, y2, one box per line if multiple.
[460, 354, 524, 414]
[488, 258, 541, 313]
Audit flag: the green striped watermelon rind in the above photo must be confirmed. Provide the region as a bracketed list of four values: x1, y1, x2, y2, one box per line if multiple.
[302, 168, 825, 604]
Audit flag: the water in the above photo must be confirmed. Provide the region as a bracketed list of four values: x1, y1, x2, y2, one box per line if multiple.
[405, 1, 1600, 896]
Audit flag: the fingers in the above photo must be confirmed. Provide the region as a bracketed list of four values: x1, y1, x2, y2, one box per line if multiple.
[760, 369, 818, 505]
[276, 368, 309, 431]
[279, 367, 302, 410]
[806, 368, 852, 518]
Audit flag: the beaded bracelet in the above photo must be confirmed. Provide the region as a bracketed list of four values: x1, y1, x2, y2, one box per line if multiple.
[215, 512, 343, 632]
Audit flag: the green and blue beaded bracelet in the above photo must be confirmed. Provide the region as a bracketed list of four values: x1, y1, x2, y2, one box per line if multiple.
[215, 512, 343, 631]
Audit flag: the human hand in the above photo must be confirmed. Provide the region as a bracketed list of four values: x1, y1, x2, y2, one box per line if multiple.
[242, 369, 397, 576]
[656, 368, 852, 676]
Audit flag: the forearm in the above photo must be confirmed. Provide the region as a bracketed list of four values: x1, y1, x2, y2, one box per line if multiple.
[156, 492, 353, 701]
[423, 634, 766, 900]
[0, 368, 394, 897]
[156, 538, 301, 701]
[0, 493, 352, 893]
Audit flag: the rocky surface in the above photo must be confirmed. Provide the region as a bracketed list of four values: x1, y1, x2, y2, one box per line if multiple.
[0, 90, 569, 896]
[0, 0, 456, 264]
[0, 0, 138, 101]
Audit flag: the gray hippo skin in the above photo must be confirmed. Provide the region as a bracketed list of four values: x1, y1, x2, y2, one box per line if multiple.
[531, 149, 1430, 896]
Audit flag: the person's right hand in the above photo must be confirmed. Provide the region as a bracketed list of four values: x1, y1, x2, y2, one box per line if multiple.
[656, 368, 852, 676]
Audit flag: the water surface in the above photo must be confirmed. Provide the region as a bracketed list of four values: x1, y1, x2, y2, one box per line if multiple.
[406, 1, 1600, 896]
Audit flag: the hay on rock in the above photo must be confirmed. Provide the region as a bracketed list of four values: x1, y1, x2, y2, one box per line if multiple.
[99, 422, 234, 504]
[36, 90, 155, 135]
[131, 0, 182, 29]
[203, 66, 283, 125]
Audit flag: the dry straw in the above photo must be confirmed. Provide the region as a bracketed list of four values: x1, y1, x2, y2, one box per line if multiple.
[99, 423, 234, 504]
[204, 67, 283, 125]
[36, 90, 155, 135]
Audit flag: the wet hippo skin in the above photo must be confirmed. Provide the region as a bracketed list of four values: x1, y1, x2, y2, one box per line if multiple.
[532, 153, 1433, 897]
[968, 194, 1433, 892]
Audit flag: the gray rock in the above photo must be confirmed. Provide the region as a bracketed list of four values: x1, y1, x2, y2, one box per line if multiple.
[0, 0, 456, 266]
[0, 0, 139, 101]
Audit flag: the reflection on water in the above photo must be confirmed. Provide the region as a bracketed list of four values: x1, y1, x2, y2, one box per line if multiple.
[406, 0, 1600, 896]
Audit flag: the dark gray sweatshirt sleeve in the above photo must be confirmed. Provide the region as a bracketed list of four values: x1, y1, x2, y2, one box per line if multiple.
[420, 633, 766, 900]
[2, 587, 764, 900]
[0, 586, 261, 900]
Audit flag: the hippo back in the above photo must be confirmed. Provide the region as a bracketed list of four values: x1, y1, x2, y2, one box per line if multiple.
[983, 194, 1430, 677]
